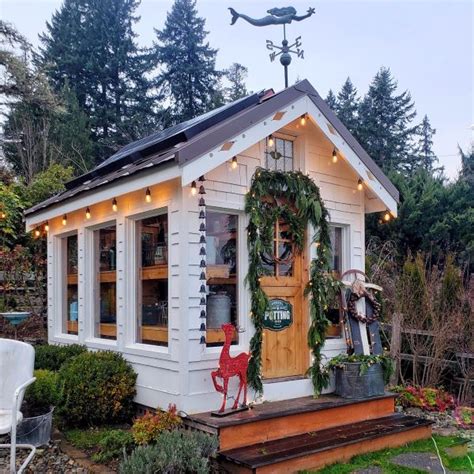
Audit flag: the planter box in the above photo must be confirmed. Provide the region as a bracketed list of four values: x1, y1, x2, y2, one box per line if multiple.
[335, 362, 385, 399]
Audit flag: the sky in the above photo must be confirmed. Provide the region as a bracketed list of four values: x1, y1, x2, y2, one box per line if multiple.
[1, 0, 472, 179]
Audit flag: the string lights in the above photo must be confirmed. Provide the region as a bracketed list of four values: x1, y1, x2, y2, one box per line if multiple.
[145, 187, 152, 203]
[300, 114, 307, 126]
[62, 215, 67, 226]
[44, 221, 49, 232]
[268, 135, 274, 147]
[231, 156, 238, 170]
[191, 180, 197, 196]
[85, 207, 91, 219]
[112, 198, 118, 212]
[34, 228, 41, 238]
[357, 179, 363, 191]
[332, 148, 338, 163]
[384, 210, 391, 222]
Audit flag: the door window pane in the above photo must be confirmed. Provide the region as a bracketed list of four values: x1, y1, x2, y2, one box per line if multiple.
[137, 214, 168, 346]
[63, 234, 78, 335]
[265, 137, 294, 171]
[206, 212, 238, 346]
[93, 225, 117, 340]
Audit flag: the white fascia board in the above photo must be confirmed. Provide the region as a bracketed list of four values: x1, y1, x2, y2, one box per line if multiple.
[25, 162, 180, 229]
[180, 96, 308, 186]
[180, 96, 397, 216]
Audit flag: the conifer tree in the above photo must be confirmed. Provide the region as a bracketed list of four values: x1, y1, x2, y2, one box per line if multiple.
[325, 89, 337, 110]
[225, 63, 249, 102]
[357, 67, 418, 173]
[335, 77, 359, 137]
[154, 0, 221, 124]
[39, 0, 158, 161]
[413, 115, 438, 171]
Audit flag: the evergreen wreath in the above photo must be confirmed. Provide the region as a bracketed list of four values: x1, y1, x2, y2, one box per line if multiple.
[245, 168, 340, 395]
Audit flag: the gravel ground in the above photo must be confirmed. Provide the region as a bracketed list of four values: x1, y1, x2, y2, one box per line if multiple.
[0, 441, 89, 473]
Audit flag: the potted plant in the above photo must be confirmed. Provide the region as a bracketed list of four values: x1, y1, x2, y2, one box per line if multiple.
[325, 353, 393, 399]
[17, 369, 62, 447]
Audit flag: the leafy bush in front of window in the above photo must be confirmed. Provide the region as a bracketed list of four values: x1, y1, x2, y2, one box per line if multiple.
[58, 351, 137, 426]
[35, 343, 87, 371]
[120, 430, 218, 474]
[93, 429, 135, 463]
[24, 369, 62, 416]
[132, 404, 181, 445]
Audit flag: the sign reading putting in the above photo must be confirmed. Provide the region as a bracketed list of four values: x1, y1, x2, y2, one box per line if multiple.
[264, 298, 293, 331]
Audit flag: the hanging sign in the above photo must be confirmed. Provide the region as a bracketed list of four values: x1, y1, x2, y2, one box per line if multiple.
[263, 298, 293, 331]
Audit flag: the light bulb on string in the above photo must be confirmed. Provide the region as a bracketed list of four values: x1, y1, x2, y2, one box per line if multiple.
[268, 135, 274, 147]
[34, 228, 41, 238]
[231, 156, 238, 170]
[145, 187, 152, 203]
[62, 214, 67, 226]
[384, 210, 391, 222]
[44, 221, 49, 232]
[332, 148, 338, 163]
[357, 179, 363, 191]
[300, 114, 306, 126]
[85, 207, 91, 219]
[191, 181, 197, 196]
[112, 198, 118, 212]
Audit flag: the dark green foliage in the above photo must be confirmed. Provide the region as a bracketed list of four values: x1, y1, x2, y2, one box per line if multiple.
[154, 0, 221, 124]
[224, 63, 249, 102]
[334, 77, 359, 137]
[325, 89, 337, 110]
[120, 430, 218, 474]
[24, 369, 62, 416]
[39, 0, 158, 161]
[414, 115, 438, 172]
[93, 430, 135, 463]
[58, 351, 137, 426]
[357, 67, 418, 173]
[34, 343, 87, 371]
[245, 169, 340, 394]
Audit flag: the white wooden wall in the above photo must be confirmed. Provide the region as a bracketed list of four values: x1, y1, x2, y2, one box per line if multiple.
[44, 121, 366, 414]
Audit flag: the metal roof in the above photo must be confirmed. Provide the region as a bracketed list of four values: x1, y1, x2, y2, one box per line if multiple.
[25, 79, 398, 217]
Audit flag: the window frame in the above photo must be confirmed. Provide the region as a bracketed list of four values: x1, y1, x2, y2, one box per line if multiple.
[84, 220, 118, 348]
[265, 134, 296, 172]
[124, 207, 171, 355]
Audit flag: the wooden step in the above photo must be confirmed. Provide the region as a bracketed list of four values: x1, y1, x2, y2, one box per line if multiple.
[218, 414, 433, 474]
[185, 393, 396, 450]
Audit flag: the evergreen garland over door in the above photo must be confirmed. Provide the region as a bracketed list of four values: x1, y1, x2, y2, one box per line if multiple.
[245, 168, 340, 395]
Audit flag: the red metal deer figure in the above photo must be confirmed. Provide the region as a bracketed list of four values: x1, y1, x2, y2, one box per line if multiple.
[211, 323, 250, 413]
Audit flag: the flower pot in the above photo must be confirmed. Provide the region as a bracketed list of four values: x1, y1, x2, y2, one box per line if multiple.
[16, 407, 54, 447]
[335, 362, 385, 399]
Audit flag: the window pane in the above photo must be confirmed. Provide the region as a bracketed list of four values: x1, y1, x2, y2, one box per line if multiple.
[206, 212, 238, 346]
[94, 225, 117, 340]
[329, 226, 343, 275]
[265, 137, 294, 171]
[64, 234, 78, 335]
[137, 214, 168, 346]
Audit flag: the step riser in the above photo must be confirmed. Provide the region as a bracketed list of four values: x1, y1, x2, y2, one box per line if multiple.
[224, 425, 432, 474]
[219, 396, 395, 450]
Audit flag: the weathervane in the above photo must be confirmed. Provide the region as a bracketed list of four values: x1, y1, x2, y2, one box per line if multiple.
[229, 6, 316, 88]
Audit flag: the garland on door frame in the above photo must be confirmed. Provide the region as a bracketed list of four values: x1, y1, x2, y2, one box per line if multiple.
[245, 168, 341, 395]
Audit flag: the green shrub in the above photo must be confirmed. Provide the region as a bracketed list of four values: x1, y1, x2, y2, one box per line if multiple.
[132, 404, 181, 445]
[58, 351, 137, 426]
[24, 369, 62, 416]
[35, 344, 87, 371]
[120, 430, 218, 474]
[93, 429, 135, 463]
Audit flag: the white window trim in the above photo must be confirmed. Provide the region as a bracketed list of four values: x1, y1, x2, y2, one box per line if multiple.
[265, 133, 296, 172]
[123, 206, 171, 357]
[202, 204, 249, 356]
[83, 219, 118, 347]
[54, 229, 80, 340]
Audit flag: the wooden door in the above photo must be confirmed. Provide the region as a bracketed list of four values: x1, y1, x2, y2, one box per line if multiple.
[260, 219, 308, 379]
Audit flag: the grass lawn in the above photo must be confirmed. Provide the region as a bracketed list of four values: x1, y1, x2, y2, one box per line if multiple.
[307, 435, 473, 473]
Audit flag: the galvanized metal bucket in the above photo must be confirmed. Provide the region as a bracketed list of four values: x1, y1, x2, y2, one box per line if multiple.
[335, 362, 385, 399]
[206, 292, 231, 328]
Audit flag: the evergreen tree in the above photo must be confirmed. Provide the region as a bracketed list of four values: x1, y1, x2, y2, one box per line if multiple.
[39, 0, 158, 161]
[325, 89, 337, 110]
[357, 67, 418, 173]
[459, 145, 474, 186]
[414, 115, 438, 171]
[335, 77, 359, 137]
[154, 0, 221, 124]
[224, 63, 249, 102]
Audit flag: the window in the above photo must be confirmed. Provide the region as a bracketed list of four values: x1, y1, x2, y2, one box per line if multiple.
[206, 211, 238, 346]
[266, 136, 294, 171]
[63, 234, 78, 335]
[329, 226, 343, 276]
[261, 219, 295, 277]
[136, 214, 168, 346]
[93, 225, 117, 340]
